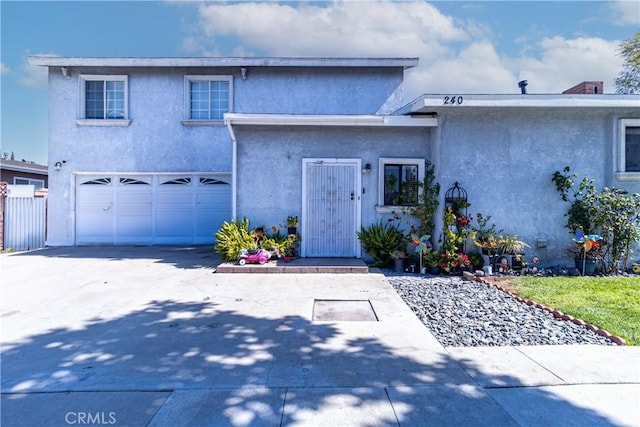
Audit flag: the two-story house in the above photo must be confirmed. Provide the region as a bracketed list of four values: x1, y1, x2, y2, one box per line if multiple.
[29, 56, 639, 264]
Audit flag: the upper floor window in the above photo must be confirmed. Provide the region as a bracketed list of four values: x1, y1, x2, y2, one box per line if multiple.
[378, 158, 425, 208]
[617, 119, 640, 180]
[79, 75, 128, 121]
[184, 75, 232, 122]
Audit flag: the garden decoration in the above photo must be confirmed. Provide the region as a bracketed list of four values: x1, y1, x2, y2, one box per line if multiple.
[412, 234, 432, 274]
[532, 256, 540, 274]
[573, 230, 602, 276]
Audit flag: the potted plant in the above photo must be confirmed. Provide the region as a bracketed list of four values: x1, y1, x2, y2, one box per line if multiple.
[471, 213, 503, 257]
[286, 215, 298, 235]
[466, 252, 484, 271]
[391, 249, 407, 273]
[423, 249, 440, 275]
[500, 234, 530, 269]
[439, 250, 471, 274]
[357, 221, 405, 267]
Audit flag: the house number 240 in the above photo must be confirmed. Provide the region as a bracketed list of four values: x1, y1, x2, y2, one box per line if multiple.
[443, 96, 463, 105]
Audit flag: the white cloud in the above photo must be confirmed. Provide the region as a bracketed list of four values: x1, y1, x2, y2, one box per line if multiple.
[19, 53, 60, 89]
[609, 1, 640, 26]
[406, 42, 517, 95]
[193, 1, 467, 59]
[511, 37, 622, 93]
[0, 62, 10, 74]
[179, 1, 626, 97]
[20, 63, 48, 89]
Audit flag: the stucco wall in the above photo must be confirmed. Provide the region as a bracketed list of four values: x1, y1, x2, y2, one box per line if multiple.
[46, 65, 405, 245]
[433, 107, 640, 267]
[234, 125, 432, 231]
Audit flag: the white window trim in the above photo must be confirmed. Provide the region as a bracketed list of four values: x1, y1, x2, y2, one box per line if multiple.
[77, 74, 130, 126]
[615, 118, 640, 181]
[376, 157, 425, 213]
[14, 177, 45, 189]
[182, 75, 233, 125]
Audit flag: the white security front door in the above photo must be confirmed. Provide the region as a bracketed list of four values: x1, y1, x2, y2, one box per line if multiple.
[302, 159, 361, 257]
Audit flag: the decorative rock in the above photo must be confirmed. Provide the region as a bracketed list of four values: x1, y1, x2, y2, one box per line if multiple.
[384, 271, 614, 347]
[462, 271, 475, 281]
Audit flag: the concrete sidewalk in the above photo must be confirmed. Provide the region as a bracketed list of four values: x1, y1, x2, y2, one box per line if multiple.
[1, 247, 639, 426]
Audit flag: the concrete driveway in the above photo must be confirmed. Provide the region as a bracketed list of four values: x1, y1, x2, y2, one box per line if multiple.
[1, 246, 638, 426]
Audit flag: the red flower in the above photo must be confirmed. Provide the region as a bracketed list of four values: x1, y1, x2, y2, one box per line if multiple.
[456, 215, 471, 227]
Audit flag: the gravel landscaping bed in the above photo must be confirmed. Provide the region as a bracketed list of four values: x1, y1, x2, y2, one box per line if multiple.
[384, 272, 614, 347]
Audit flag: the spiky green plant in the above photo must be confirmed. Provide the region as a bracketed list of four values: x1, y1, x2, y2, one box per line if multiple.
[357, 221, 405, 267]
[215, 217, 256, 261]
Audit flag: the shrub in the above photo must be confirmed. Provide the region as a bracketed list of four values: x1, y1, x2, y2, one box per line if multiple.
[399, 160, 440, 238]
[357, 221, 405, 267]
[215, 217, 256, 261]
[552, 167, 640, 272]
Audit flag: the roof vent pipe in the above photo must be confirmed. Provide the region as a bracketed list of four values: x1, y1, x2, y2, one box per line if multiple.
[518, 80, 528, 94]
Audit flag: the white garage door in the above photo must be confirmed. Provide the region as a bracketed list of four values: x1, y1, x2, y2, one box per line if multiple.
[76, 174, 231, 245]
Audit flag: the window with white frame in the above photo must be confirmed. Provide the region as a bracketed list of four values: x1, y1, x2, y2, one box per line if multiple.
[79, 75, 128, 120]
[185, 75, 232, 121]
[378, 158, 425, 207]
[14, 177, 45, 190]
[618, 119, 640, 179]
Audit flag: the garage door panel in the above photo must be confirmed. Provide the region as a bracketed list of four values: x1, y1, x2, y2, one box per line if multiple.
[156, 215, 193, 238]
[157, 191, 193, 203]
[76, 179, 114, 243]
[116, 188, 152, 243]
[197, 189, 230, 203]
[195, 185, 231, 241]
[76, 173, 231, 245]
[77, 215, 114, 243]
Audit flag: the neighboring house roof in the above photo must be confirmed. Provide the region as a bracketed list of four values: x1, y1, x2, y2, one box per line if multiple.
[0, 159, 48, 175]
[28, 56, 419, 70]
[397, 93, 640, 115]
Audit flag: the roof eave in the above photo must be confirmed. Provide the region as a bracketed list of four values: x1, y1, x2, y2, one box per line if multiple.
[1, 164, 49, 175]
[27, 56, 419, 70]
[397, 94, 640, 114]
[224, 113, 437, 127]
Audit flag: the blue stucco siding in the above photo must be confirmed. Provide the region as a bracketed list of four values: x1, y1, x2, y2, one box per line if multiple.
[234, 125, 433, 231]
[233, 67, 405, 114]
[434, 107, 640, 265]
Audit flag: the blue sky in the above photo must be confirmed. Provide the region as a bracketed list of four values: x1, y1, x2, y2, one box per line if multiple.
[1, 0, 638, 165]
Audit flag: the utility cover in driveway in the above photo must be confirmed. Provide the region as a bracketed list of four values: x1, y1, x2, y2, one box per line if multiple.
[312, 300, 378, 321]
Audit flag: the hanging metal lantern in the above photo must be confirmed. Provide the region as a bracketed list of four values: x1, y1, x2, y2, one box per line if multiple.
[445, 181, 467, 206]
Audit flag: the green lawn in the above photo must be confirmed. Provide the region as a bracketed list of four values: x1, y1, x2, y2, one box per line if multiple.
[511, 276, 640, 345]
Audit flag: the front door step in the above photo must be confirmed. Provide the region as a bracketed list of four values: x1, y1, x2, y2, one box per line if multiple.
[215, 258, 368, 274]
